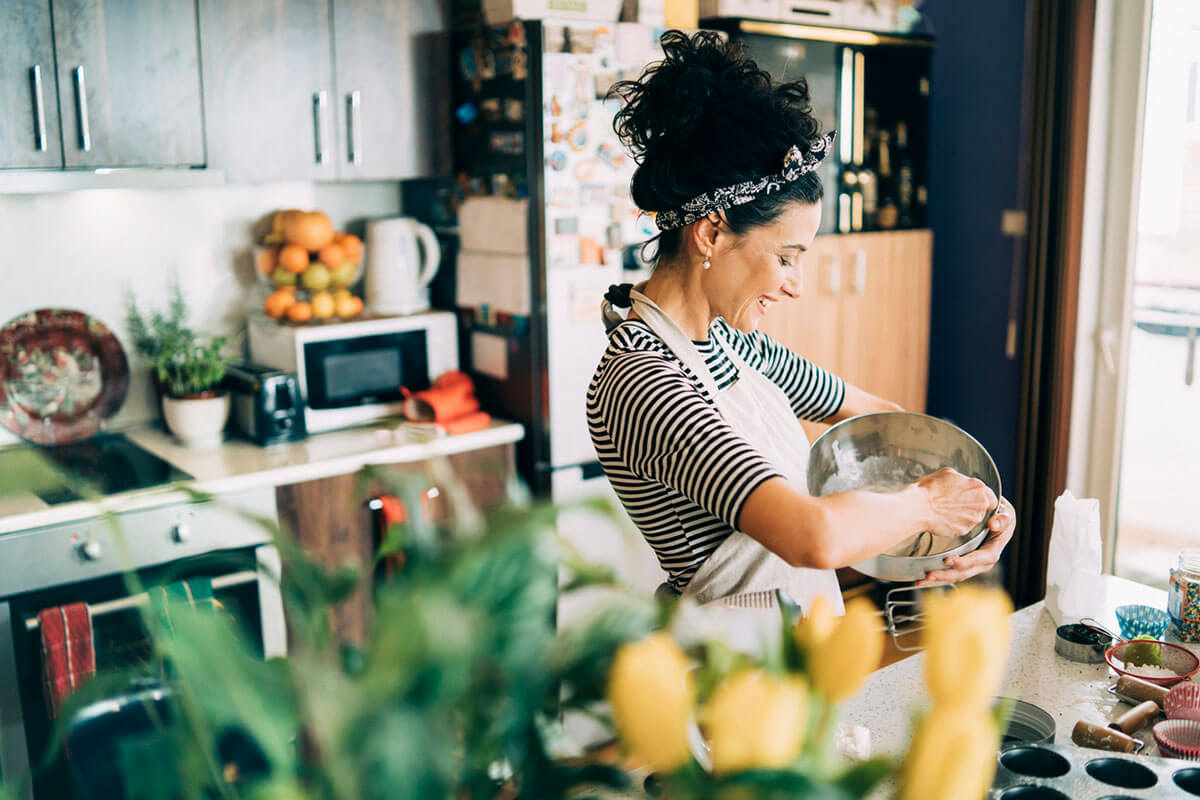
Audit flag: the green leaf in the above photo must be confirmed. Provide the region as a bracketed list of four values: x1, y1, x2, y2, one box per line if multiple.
[834, 757, 895, 797]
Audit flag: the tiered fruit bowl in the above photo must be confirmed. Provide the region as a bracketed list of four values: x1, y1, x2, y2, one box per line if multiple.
[256, 209, 365, 324]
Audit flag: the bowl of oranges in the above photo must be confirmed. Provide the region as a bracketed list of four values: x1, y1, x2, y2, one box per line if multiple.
[256, 209, 366, 324]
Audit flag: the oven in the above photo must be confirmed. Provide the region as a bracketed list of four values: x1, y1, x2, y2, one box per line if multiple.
[0, 490, 286, 800]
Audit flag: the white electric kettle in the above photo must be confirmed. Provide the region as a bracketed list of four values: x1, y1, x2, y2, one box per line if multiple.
[364, 217, 442, 315]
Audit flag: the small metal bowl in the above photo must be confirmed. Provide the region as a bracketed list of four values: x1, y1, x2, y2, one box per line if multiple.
[807, 411, 1002, 582]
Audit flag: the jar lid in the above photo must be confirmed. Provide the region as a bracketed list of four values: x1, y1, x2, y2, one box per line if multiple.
[1180, 549, 1200, 574]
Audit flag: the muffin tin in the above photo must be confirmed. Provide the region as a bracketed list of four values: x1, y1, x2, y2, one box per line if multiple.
[992, 742, 1200, 798]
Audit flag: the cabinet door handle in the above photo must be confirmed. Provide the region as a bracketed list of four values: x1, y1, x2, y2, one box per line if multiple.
[346, 90, 362, 165]
[30, 65, 48, 152]
[853, 249, 867, 295]
[312, 91, 328, 165]
[73, 66, 91, 151]
[825, 255, 841, 296]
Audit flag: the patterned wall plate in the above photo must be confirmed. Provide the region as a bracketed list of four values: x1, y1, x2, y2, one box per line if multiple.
[0, 309, 129, 445]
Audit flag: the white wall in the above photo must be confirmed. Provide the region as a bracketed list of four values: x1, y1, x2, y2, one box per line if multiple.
[0, 181, 403, 443]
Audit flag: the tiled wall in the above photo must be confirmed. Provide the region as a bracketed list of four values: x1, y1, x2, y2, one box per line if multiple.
[0, 181, 403, 442]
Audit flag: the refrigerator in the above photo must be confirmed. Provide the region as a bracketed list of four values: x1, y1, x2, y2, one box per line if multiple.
[445, 19, 665, 506]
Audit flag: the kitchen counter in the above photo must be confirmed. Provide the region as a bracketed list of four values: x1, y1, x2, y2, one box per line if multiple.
[0, 419, 524, 535]
[841, 575, 1177, 758]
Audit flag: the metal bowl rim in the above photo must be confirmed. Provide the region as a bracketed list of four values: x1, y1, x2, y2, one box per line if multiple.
[809, 411, 1003, 569]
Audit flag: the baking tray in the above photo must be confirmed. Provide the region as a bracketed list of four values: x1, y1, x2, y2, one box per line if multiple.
[991, 742, 1200, 798]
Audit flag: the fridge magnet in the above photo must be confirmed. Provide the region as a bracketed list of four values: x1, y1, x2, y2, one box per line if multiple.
[594, 26, 616, 58]
[566, 121, 588, 152]
[549, 95, 563, 117]
[480, 98, 501, 122]
[579, 184, 608, 205]
[545, 25, 568, 53]
[574, 159, 602, 183]
[579, 236, 603, 264]
[554, 217, 579, 235]
[550, 122, 566, 144]
[549, 187, 577, 208]
[597, 142, 624, 169]
[546, 150, 568, 172]
[503, 98, 524, 121]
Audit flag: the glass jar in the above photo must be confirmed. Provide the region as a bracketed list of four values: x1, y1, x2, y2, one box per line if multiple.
[1169, 549, 1200, 641]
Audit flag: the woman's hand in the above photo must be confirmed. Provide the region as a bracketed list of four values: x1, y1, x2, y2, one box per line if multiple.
[916, 468, 997, 539]
[916, 496, 1016, 586]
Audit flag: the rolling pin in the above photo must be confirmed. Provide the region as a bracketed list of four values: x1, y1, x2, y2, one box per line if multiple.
[1071, 720, 1141, 753]
[1109, 700, 1161, 735]
[1115, 675, 1169, 706]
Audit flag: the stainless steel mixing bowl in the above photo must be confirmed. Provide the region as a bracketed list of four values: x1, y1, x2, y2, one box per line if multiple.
[807, 411, 1002, 582]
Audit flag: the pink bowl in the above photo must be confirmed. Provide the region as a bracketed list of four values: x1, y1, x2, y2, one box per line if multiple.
[1155, 719, 1200, 759]
[1105, 640, 1200, 686]
[1167, 684, 1200, 721]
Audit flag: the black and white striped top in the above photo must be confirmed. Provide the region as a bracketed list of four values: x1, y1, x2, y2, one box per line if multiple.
[587, 318, 846, 591]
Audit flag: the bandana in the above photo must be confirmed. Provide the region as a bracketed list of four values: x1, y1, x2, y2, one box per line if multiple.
[652, 132, 836, 232]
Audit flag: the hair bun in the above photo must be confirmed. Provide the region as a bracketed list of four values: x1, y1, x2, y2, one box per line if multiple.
[610, 31, 818, 214]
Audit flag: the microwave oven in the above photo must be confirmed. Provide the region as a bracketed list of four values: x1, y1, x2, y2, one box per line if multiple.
[247, 311, 459, 433]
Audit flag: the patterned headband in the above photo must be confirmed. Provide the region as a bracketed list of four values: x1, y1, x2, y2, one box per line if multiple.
[652, 132, 837, 232]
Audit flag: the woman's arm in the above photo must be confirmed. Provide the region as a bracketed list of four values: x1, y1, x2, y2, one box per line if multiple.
[737, 468, 996, 571]
[823, 382, 903, 424]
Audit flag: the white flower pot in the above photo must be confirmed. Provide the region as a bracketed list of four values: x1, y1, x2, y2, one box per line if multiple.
[162, 392, 230, 447]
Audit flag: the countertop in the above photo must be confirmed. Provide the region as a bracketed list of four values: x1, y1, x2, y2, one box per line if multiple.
[841, 575, 1175, 758]
[0, 419, 524, 535]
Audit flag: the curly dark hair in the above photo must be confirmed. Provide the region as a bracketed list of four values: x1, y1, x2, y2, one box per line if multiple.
[609, 30, 826, 264]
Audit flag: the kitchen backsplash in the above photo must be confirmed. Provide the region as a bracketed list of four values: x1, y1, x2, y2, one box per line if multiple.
[0, 181, 403, 444]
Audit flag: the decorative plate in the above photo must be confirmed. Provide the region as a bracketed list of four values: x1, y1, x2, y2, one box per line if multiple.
[0, 309, 129, 445]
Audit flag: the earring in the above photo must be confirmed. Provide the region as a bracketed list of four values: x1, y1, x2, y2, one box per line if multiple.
[703, 256, 711, 270]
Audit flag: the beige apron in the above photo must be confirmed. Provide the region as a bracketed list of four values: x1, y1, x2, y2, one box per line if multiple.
[615, 286, 844, 616]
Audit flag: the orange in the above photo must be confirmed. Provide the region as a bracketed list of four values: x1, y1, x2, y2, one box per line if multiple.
[263, 288, 297, 319]
[340, 234, 363, 265]
[348, 296, 364, 316]
[256, 246, 279, 275]
[310, 290, 335, 320]
[278, 243, 309, 274]
[286, 301, 313, 323]
[317, 242, 346, 269]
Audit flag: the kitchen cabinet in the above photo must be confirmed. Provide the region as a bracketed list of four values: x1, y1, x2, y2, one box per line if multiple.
[198, 0, 336, 183]
[0, 0, 62, 169]
[274, 442, 517, 644]
[759, 229, 932, 440]
[200, 0, 447, 183]
[52, 0, 204, 168]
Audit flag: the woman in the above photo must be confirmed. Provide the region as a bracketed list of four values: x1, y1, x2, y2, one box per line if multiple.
[588, 31, 1015, 613]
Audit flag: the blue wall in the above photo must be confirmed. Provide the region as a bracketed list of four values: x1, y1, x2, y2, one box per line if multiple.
[921, 0, 1030, 496]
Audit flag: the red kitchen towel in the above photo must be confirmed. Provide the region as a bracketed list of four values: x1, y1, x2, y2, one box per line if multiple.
[38, 602, 96, 718]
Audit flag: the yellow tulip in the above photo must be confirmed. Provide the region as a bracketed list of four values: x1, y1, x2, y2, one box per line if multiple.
[607, 633, 694, 772]
[792, 593, 838, 654]
[703, 669, 809, 775]
[900, 706, 1000, 800]
[808, 597, 884, 703]
[923, 586, 1013, 709]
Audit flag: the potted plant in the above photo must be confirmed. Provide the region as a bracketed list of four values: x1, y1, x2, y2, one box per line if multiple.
[127, 286, 236, 446]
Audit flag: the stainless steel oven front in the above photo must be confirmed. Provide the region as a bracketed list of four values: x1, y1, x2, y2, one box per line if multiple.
[0, 489, 286, 800]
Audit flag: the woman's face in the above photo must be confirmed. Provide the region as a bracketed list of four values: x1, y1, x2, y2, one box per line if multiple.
[705, 201, 823, 333]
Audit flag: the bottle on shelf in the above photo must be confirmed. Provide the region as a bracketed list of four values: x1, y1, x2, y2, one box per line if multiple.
[876, 129, 898, 230]
[858, 106, 879, 230]
[896, 121, 915, 228]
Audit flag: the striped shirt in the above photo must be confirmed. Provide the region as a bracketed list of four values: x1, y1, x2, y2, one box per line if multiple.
[587, 318, 846, 591]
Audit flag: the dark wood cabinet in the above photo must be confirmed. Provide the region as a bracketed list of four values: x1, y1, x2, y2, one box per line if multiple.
[52, 0, 204, 168]
[0, 0, 63, 169]
[275, 443, 517, 645]
[198, 0, 337, 183]
[200, 0, 447, 183]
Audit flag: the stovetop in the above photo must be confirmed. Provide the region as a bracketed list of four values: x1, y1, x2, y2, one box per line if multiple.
[0, 432, 192, 505]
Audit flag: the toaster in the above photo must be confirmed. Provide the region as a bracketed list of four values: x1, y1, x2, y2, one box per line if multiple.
[223, 362, 307, 446]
